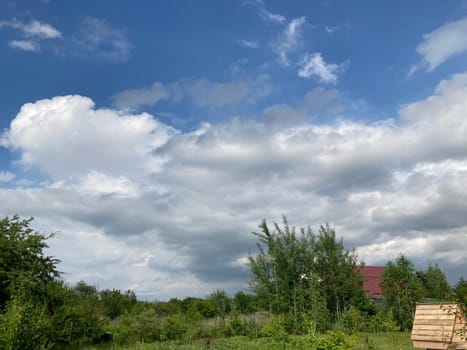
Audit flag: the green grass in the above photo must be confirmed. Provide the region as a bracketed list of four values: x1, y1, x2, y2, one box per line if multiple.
[81, 332, 415, 350]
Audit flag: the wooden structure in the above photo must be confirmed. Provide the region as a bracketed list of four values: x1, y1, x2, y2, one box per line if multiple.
[411, 303, 467, 349]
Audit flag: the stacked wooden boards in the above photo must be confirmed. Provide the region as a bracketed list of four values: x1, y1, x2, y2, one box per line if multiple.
[411, 303, 467, 349]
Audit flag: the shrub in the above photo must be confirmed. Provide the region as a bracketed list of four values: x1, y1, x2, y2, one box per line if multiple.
[259, 315, 288, 341]
[0, 294, 52, 350]
[339, 306, 366, 333]
[161, 313, 188, 341]
[367, 309, 399, 333]
[311, 330, 358, 350]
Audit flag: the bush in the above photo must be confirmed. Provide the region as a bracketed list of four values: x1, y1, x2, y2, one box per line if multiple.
[0, 294, 52, 350]
[161, 313, 188, 341]
[311, 330, 358, 350]
[259, 315, 288, 341]
[367, 309, 399, 333]
[339, 306, 366, 333]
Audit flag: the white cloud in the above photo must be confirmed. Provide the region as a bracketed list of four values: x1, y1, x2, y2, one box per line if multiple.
[238, 39, 259, 49]
[9, 39, 39, 52]
[2, 95, 174, 183]
[0, 19, 61, 39]
[0, 171, 15, 182]
[273, 16, 307, 66]
[2, 72, 467, 298]
[0, 19, 61, 53]
[413, 16, 467, 72]
[259, 8, 286, 24]
[70, 17, 130, 62]
[298, 52, 346, 84]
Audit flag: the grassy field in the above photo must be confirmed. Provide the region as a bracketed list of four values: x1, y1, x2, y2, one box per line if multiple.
[82, 332, 415, 350]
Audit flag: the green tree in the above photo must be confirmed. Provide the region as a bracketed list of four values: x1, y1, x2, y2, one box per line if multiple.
[207, 289, 231, 319]
[248, 217, 316, 316]
[454, 277, 467, 310]
[313, 224, 365, 322]
[100, 288, 137, 319]
[232, 291, 257, 314]
[417, 264, 451, 300]
[0, 215, 60, 307]
[381, 255, 425, 331]
[248, 217, 364, 329]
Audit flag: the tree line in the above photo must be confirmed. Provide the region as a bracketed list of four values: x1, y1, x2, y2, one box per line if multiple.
[0, 214, 466, 349]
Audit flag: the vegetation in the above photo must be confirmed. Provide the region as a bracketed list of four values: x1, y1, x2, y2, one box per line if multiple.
[248, 218, 365, 328]
[0, 214, 464, 349]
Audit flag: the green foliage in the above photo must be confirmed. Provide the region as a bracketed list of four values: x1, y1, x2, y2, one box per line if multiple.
[100, 288, 137, 319]
[0, 283, 52, 350]
[233, 291, 257, 314]
[259, 314, 288, 341]
[454, 277, 467, 310]
[339, 306, 366, 334]
[310, 330, 358, 350]
[161, 313, 188, 341]
[248, 217, 364, 328]
[50, 284, 105, 347]
[313, 225, 365, 322]
[0, 215, 60, 308]
[381, 254, 425, 331]
[367, 309, 399, 333]
[417, 264, 452, 300]
[207, 289, 231, 319]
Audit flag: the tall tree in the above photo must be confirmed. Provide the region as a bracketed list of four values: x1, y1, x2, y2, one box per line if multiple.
[454, 277, 467, 310]
[313, 224, 365, 322]
[417, 264, 451, 300]
[248, 217, 364, 326]
[381, 255, 425, 331]
[248, 217, 316, 315]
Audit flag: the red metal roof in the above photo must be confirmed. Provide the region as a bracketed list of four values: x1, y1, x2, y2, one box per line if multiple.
[358, 266, 385, 299]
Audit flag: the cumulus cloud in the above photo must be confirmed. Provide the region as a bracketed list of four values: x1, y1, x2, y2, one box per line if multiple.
[2, 72, 467, 298]
[2, 95, 174, 184]
[412, 16, 467, 73]
[112, 75, 274, 110]
[298, 52, 346, 84]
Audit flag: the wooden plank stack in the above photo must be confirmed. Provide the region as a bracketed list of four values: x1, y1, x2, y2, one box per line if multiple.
[411, 303, 467, 349]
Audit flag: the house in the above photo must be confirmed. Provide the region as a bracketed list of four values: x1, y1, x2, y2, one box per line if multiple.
[358, 266, 385, 300]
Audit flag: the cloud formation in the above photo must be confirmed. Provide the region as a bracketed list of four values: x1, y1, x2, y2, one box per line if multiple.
[0, 18, 61, 52]
[9, 39, 39, 51]
[238, 39, 259, 49]
[2, 72, 467, 299]
[112, 75, 274, 111]
[298, 52, 346, 84]
[69, 17, 131, 62]
[2, 95, 174, 185]
[0, 171, 15, 182]
[259, 8, 286, 24]
[0, 19, 61, 39]
[273, 16, 307, 66]
[412, 16, 467, 73]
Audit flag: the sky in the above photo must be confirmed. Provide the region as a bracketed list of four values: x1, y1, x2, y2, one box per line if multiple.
[1, 0, 467, 300]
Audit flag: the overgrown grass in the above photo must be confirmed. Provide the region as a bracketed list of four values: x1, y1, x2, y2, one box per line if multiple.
[81, 332, 415, 350]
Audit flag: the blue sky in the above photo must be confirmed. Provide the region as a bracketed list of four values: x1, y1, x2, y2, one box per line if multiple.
[1, 0, 467, 299]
